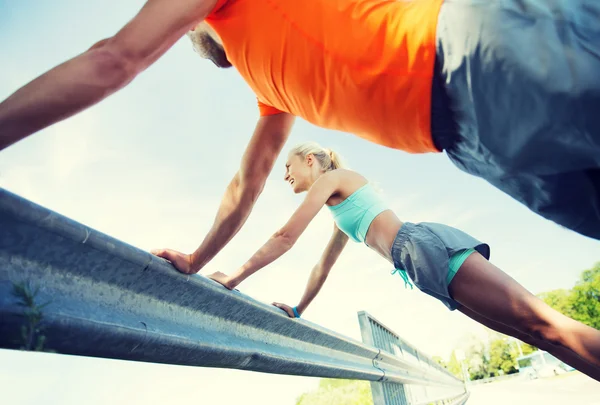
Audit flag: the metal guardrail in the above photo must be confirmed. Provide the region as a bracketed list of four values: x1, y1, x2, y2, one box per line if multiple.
[0, 187, 462, 389]
[359, 312, 468, 405]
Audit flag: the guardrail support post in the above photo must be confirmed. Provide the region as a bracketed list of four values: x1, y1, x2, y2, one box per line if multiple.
[358, 311, 469, 405]
[358, 312, 411, 405]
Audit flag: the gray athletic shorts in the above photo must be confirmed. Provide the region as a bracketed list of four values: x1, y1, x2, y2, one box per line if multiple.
[391, 222, 490, 311]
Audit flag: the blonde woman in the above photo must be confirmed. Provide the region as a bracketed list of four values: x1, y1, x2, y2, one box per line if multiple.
[202, 142, 600, 382]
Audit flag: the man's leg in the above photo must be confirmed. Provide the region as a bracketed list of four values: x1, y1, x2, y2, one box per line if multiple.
[481, 168, 600, 240]
[436, 0, 600, 239]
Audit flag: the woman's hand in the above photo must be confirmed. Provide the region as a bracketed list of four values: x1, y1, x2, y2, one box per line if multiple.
[272, 302, 298, 318]
[151, 248, 195, 274]
[207, 271, 236, 290]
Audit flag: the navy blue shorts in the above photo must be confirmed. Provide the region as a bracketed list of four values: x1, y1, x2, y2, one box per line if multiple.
[431, 0, 600, 240]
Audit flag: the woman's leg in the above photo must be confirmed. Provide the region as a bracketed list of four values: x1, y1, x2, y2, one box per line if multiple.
[458, 305, 600, 380]
[448, 252, 600, 381]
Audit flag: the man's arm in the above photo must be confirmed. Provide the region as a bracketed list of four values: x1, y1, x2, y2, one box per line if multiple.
[152, 112, 296, 273]
[273, 224, 349, 318]
[0, 0, 218, 151]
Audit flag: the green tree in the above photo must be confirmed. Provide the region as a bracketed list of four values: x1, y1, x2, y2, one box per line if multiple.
[486, 334, 535, 376]
[432, 355, 445, 368]
[570, 263, 600, 329]
[446, 351, 463, 380]
[296, 379, 373, 405]
[537, 262, 600, 330]
[538, 289, 575, 318]
[488, 338, 516, 376]
[12, 281, 53, 352]
[465, 341, 492, 380]
[432, 353, 463, 380]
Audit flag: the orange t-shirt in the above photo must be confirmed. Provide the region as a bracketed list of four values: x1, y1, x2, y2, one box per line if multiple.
[206, 0, 443, 153]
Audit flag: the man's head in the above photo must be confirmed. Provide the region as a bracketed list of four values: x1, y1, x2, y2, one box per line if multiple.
[187, 22, 232, 68]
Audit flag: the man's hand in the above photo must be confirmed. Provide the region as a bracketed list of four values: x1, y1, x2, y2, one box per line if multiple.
[151, 248, 195, 274]
[272, 302, 298, 318]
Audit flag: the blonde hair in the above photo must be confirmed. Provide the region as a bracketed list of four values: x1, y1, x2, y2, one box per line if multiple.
[289, 142, 346, 172]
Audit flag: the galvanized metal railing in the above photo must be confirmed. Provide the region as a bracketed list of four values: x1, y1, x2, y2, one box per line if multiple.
[0, 188, 467, 402]
[359, 311, 469, 405]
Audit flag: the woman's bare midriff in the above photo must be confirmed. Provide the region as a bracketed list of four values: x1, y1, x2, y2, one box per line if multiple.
[364, 210, 403, 263]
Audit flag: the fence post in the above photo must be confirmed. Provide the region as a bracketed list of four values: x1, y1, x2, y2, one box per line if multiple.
[358, 311, 469, 405]
[358, 312, 411, 405]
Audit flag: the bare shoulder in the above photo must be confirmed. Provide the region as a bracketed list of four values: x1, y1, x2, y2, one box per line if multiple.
[323, 169, 369, 204]
[333, 168, 367, 181]
[315, 168, 362, 184]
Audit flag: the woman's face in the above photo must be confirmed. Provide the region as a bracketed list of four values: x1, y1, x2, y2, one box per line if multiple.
[284, 153, 314, 194]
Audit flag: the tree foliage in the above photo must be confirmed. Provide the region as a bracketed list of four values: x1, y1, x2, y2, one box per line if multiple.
[12, 281, 53, 352]
[569, 263, 600, 329]
[486, 333, 535, 377]
[539, 262, 600, 330]
[296, 379, 373, 405]
[538, 289, 575, 318]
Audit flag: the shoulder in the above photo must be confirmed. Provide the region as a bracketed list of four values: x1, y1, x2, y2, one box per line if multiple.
[310, 169, 368, 198]
[310, 170, 341, 191]
[329, 169, 369, 189]
[313, 169, 359, 187]
[324, 168, 363, 181]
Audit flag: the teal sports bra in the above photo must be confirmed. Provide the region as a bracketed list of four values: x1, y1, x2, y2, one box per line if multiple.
[327, 183, 389, 243]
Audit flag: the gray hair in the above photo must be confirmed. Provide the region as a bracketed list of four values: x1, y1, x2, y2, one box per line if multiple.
[187, 22, 232, 68]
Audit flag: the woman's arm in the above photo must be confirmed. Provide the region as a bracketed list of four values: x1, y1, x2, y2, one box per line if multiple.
[273, 224, 349, 317]
[212, 171, 340, 289]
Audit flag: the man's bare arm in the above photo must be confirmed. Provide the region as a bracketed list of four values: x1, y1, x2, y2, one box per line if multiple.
[152, 113, 296, 274]
[0, 0, 218, 151]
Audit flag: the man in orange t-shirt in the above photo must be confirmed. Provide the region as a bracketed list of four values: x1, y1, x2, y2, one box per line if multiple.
[0, 0, 599, 274]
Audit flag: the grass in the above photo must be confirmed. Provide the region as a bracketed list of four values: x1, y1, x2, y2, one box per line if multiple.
[11, 281, 54, 352]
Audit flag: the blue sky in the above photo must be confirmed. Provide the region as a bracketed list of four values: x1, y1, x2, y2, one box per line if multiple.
[1, 1, 598, 404]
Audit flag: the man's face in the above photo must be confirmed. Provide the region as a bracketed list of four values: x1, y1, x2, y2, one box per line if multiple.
[187, 22, 232, 68]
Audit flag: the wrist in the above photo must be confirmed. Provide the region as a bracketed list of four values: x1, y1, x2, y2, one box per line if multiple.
[227, 275, 240, 289]
[186, 253, 201, 274]
[190, 251, 209, 273]
[228, 268, 246, 289]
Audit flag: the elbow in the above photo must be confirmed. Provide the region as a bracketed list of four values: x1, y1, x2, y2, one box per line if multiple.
[86, 38, 142, 91]
[273, 230, 296, 251]
[238, 174, 267, 205]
